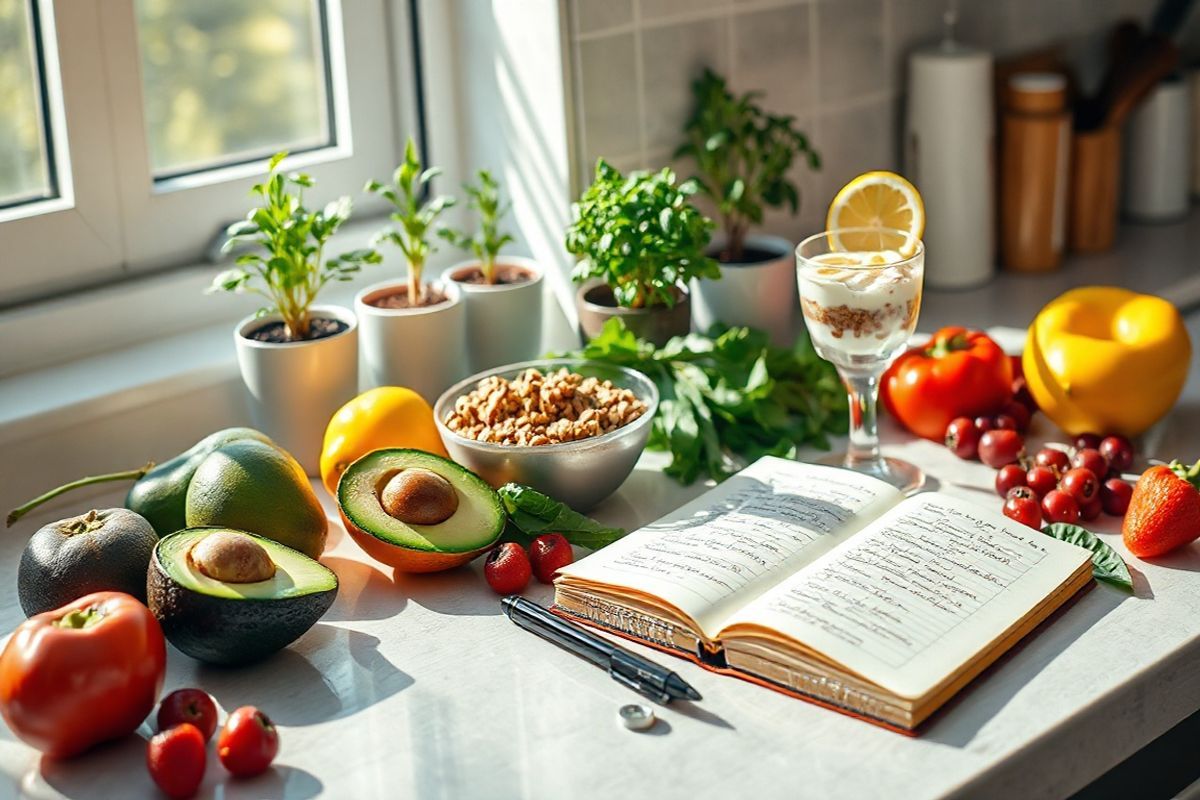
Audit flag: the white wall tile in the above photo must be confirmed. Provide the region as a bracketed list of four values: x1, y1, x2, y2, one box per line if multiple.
[640, 0, 729, 23]
[732, 4, 816, 114]
[640, 18, 730, 153]
[577, 33, 641, 172]
[816, 97, 898, 204]
[815, 0, 888, 103]
[571, 0, 633, 35]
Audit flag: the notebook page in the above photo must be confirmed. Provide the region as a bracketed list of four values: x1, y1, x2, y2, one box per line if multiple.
[555, 457, 902, 637]
[722, 492, 1091, 699]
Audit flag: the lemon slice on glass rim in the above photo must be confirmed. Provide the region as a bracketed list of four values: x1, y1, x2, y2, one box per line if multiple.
[826, 171, 924, 257]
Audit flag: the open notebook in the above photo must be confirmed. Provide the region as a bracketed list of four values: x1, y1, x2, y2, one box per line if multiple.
[553, 457, 1093, 732]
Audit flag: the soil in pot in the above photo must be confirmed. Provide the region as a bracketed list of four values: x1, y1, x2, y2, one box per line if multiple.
[368, 285, 451, 310]
[714, 243, 783, 265]
[450, 263, 535, 286]
[247, 318, 348, 344]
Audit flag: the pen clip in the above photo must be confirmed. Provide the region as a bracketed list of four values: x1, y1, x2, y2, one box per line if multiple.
[610, 667, 672, 704]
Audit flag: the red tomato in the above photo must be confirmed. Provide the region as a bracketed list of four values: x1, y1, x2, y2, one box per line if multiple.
[529, 533, 574, 584]
[882, 327, 1014, 440]
[218, 706, 279, 778]
[158, 689, 219, 742]
[147, 723, 206, 799]
[0, 592, 166, 758]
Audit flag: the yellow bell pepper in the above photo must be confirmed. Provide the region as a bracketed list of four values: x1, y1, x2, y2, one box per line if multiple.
[320, 387, 449, 495]
[1023, 286, 1191, 438]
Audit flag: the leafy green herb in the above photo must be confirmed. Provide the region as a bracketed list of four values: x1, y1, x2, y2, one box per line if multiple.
[439, 169, 514, 285]
[565, 159, 720, 310]
[1042, 523, 1134, 592]
[214, 152, 381, 340]
[365, 137, 455, 306]
[498, 483, 625, 550]
[675, 68, 820, 263]
[555, 318, 847, 484]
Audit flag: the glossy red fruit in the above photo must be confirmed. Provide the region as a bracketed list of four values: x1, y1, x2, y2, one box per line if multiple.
[978, 429, 1025, 468]
[1000, 400, 1032, 432]
[1059, 467, 1100, 505]
[1007, 486, 1037, 502]
[1099, 435, 1134, 473]
[1011, 376, 1037, 413]
[218, 706, 279, 778]
[1081, 496, 1103, 522]
[995, 464, 1027, 497]
[484, 543, 532, 595]
[1042, 489, 1081, 524]
[993, 414, 1019, 431]
[529, 533, 574, 584]
[1004, 496, 1042, 529]
[944, 416, 981, 460]
[147, 722, 206, 799]
[1074, 433, 1103, 451]
[1034, 448, 1070, 476]
[1072, 448, 1108, 479]
[973, 416, 994, 433]
[1026, 466, 1058, 498]
[1101, 479, 1132, 516]
[157, 689, 218, 742]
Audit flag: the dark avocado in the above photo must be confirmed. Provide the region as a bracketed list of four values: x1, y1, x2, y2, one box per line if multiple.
[147, 527, 337, 665]
[18, 508, 158, 617]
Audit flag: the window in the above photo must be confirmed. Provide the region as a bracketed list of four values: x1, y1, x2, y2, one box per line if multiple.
[0, 0, 416, 305]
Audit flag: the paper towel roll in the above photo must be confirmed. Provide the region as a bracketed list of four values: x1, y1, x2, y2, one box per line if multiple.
[1124, 77, 1191, 221]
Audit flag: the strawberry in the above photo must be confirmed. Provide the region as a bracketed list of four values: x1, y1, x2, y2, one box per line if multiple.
[1122, 460, 1200, 558]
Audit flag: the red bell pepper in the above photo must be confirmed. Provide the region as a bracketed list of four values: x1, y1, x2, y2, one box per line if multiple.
[0, 591, 166, 758]
[881, 326, 1013, 441]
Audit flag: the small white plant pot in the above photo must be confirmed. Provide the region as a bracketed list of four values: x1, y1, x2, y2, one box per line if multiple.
[443, 257, 544, 372]
[234, 304, 359, 476]
[355, 278, 469, 404]
[691, 233, 797, 346]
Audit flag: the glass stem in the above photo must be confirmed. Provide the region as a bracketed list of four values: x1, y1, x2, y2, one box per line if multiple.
[841, 370, 881, 466]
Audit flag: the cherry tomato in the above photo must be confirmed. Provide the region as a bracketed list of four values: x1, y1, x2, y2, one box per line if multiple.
[1059, 467, 1099, 505]
[1034, 448, 1070, 476]
[995, 464, 1027, 497]
[1074, 433, 1102, 451]
[1080, 496, 1103, 522]
[529, 533, 574, 585]
[1101, 479, 1132, 516]
[974, 416, 994, 433]
[1007, 486, 1037, 502]
[218, 706, 279, 778]
[484, 543, 532, 595]
[147, 722, 206, 799]
[1000, 401, 1032, 432]
[1026, 466, 1058, 498]
[1042, 490, 1080, 524]
[158, 689, 218, 742]
[945, 417, 981, 460]
[993, 414, 1019, 431]
[1003, 496, 1042, 529]
[1099, 435, 1134, 473]
[978, 430, 1025, 468]
[1072, 448, 1108, 478]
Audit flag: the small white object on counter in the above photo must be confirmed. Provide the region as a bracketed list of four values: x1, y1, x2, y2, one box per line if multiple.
[618, 704, 657, 731]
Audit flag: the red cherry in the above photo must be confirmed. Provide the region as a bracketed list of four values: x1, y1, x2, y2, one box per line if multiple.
[1003, 496, 1043, 529]
[1000, 401, 1032, 432]
[529, 533, 574, 584]
[1080, 496, 1102, 522]
[1034, 447, 1070, 476]
[978, 429, 1025, 468]
[1059, 467, 1099, 505]
[484, 543, 532, 595]
[1101, 479, 1132, 516]
[1042, 490, 1080, 524]
[1011, 376, 1037, 413]
[1074, 433, 1102, 451]
[1072, 448, 1108, 478]
[993, 414, 1019, 431]
[995, 464, 1027, 497]
[974, 416, 994, 433]
[1098, 435, 1134, 473]
[1007, 485, 1037, 502]
[944, 417, 981, 460]
[1025, 466, 1058, 498]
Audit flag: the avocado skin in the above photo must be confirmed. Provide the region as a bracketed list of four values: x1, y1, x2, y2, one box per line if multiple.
[126, 428, 272, 536]
[18, 508, 158, 617]
[147, 545, 336, 666]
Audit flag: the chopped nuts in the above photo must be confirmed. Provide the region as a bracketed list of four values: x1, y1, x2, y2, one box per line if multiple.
[445, 368, 646, 446]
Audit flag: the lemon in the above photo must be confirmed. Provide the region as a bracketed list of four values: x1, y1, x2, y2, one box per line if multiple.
[826, 171, 924, 255]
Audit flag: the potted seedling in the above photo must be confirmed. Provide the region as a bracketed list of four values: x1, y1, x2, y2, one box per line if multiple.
[566, 159, 718, 346]
[440, 170, 543, 371]
[215, 152, 380, 474]
[356, 138, 467, 403]
[675, 68, 820, 345]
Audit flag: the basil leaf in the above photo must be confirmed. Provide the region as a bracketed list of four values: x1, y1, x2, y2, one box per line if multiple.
[1041, 523, 1133, 592]
[498, 484, 626, 550]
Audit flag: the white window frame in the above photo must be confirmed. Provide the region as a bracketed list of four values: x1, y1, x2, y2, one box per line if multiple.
[0, 0, 413, 303]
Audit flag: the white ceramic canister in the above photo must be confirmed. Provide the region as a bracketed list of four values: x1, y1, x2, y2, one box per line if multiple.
[691, 233, 796, 346]
[1124, 76, 1192, 221]
[443, 256, 544, 373]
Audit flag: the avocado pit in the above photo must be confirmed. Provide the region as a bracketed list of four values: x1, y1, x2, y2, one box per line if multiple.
[380, 468, 459, 525]
[188, 531, 276, 583]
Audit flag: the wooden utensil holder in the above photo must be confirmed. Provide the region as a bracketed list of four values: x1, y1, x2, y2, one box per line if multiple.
[1069, 126, 1121, 253]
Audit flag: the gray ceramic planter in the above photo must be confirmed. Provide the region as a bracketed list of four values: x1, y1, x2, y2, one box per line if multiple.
[691, 233, 797, 346]
[575, 282, 690, 347]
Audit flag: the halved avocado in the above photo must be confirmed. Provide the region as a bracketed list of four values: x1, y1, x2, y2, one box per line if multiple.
[337, 449, 504, 573]
[147, 527, 337, 665]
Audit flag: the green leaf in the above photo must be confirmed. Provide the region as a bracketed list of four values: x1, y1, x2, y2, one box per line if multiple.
[1041, 523, 1134, 592]
[497, 483, 626, 550]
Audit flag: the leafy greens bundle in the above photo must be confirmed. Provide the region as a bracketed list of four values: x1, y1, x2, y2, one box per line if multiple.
[556, 318, 847, 484]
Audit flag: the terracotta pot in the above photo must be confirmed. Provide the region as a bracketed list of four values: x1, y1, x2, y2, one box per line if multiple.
[443, 257, 544, 372]
[575, 282, 690, 347]
[355, 279, 468, 404]
[234, 304, 358, 476]
[692, 233, 796, 346]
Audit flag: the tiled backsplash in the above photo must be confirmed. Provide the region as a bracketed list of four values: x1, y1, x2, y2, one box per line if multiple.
[565, 0, 1166, 241]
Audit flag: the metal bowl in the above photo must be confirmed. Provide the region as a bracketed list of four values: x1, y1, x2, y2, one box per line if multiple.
[433, 358, 659, 510]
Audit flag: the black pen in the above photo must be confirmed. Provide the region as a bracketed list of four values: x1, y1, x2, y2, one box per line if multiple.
[501, 596, 702, 704]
